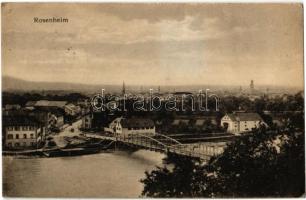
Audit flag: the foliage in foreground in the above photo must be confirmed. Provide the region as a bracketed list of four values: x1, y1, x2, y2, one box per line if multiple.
[141, 127, 305, 197]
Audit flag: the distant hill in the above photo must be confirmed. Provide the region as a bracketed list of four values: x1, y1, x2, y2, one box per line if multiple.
[2, 76, 121, 93]
[2, 76, 302, 94]
[1, 76, 221, 93]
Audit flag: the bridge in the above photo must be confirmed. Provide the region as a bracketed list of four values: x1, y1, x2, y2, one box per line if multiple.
[85, 132, 227, 161]
[114, 133, 226, 161]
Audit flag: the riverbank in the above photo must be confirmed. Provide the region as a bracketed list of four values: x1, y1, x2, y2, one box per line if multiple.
[3, 135, 228, 160]
[3, 137, 116, 157]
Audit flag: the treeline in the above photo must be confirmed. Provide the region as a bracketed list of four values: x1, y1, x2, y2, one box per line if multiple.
[219, 92, 304, 113]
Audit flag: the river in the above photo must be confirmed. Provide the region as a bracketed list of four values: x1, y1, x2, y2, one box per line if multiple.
[3, 150, 165, 198]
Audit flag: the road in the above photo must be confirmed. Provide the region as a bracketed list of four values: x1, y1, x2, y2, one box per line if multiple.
[52, 119, 83, 148]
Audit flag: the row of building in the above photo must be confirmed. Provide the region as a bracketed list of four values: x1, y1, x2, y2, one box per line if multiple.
[84, 112, 268, 138]
[3, 100, 89, 150]
[3, 99, 286, 150]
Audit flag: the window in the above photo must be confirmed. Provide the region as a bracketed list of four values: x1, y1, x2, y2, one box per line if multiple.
[7, 134, 13, 139]
[22, 126, 27, 131]
[23, 142, 27, 146]
[15, 126, 20, 131]
[23, 134, 27, 139]
[30, 134, 34, 139]
[15, 134, 19, 139]
[7, 143, 12, 147]
[15, 143, 20, 147]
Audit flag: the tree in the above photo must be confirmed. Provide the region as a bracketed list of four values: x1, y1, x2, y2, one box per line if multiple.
[141, 154, 204, 197]
[141, 126, 305, 197]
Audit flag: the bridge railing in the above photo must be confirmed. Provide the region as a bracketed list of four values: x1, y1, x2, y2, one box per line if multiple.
[115, 133, 225, 160]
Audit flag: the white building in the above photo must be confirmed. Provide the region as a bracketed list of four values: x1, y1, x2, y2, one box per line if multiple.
[110, 117, 155, 137]
[107, 117, 123, 133]
[3, 116, 44, 149]
[64, 104, 81, 116]
[221, 112, 264, 134]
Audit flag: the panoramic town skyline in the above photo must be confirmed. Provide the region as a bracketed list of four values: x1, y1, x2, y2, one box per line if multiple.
[2, 3, 305, 198]
[2, 3, 304, 87]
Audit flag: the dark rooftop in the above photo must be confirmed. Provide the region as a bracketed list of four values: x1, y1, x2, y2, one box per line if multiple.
[3, 115, 41, 127]
[227, 113, 263, 122]
[121, 118, 155, 129]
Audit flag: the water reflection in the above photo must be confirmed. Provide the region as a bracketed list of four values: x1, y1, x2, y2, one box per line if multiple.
[3, 150, 165, 198]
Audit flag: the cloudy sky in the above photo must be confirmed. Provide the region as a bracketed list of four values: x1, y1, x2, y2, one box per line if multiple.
[2, 3, 303, 87]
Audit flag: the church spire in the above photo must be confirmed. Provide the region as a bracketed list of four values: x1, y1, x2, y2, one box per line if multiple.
[250, 80, 254, 94]
[122, 81, 126, 95]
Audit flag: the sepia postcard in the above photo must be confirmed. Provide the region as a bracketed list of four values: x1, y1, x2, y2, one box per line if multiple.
[1, 3, 305, 198]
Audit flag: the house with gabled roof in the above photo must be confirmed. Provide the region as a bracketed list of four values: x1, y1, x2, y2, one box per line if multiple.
[221, 112, 265, 134]
[111, 117, 155, 137]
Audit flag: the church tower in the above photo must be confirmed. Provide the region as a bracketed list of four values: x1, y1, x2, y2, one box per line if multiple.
[250, 80, 254, 94]
[122, 81, 126, 95]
